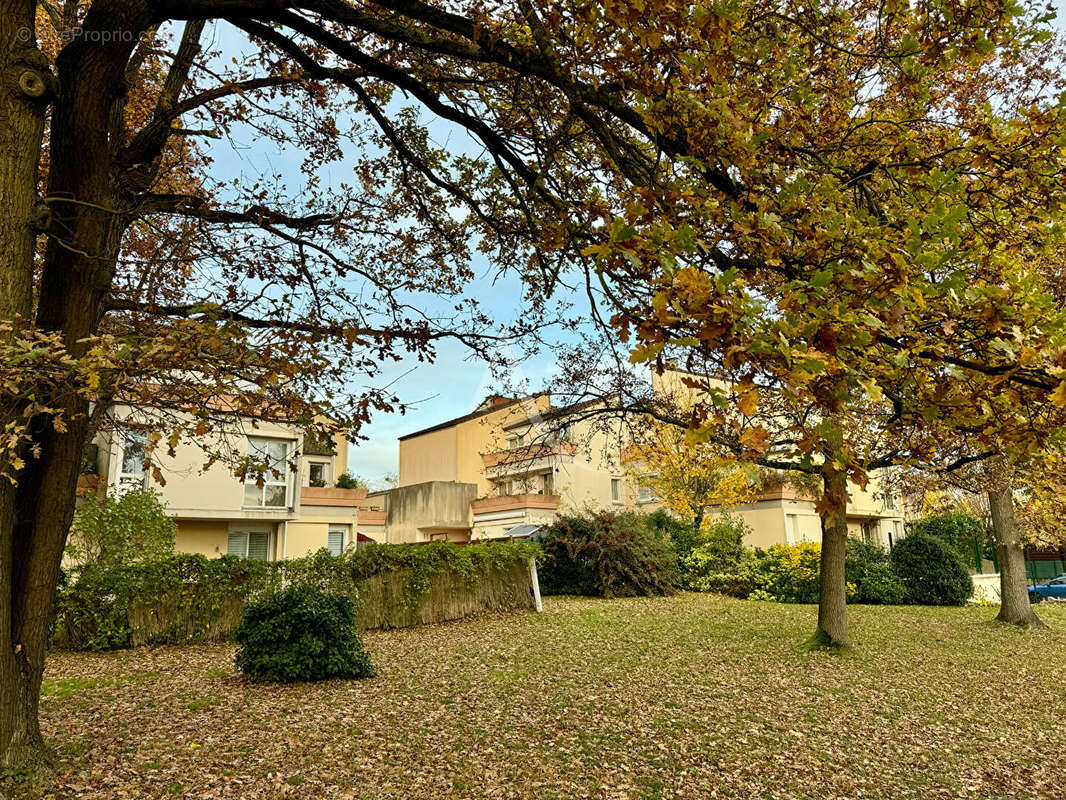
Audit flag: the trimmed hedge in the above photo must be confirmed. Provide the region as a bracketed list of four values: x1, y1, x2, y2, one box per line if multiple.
[235, 584, 375, 682]
[890, 531, 973, 606]
[55, 540, 539, 651]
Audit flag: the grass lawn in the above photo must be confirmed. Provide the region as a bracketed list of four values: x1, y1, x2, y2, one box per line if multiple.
[16, 594, 1066, 799]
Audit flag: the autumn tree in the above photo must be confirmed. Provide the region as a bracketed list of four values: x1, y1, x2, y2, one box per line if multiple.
[3, 0, 1066, 771]
[625, 423, 760, 531]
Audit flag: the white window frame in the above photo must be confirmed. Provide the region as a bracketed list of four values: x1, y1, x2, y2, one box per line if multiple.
[227, 530, 272, 561]
[541, 471, 554, 494]
[116, 429, 149, 495]
[611, 477, 622, 503]
[785, 513, 798, 546]
[244, 436, 292, 509]
[307, 459, 331, 487]
[636, 480, 655, 504]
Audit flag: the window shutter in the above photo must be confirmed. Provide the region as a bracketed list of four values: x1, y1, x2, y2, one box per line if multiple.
[247, 532, 269, 561]
[328, 530, 344, 556]
[227, 532, 246, 557]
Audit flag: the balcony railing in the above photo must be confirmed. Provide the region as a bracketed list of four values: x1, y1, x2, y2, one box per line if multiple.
[471, 493, 561, 514]
[482, 440, 576, 468]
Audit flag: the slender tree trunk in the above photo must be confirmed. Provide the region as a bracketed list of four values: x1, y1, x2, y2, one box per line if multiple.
[987, 486, 1045, 629]
[812, 465, 850, 649]
[0, 0, 53, 768]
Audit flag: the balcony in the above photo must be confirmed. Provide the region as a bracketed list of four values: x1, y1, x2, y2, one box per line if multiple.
[299, 486, 368, 507]
[471, 493, 561, 514]
[482, 440, 576, 469]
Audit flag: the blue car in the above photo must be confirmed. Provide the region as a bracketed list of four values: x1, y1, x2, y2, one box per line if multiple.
[1029, 575, 1066, 603]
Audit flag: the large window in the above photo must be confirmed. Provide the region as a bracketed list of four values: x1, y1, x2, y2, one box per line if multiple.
[117, 430, 148, 495]
[244, 437, 290, 508]
[227, 530, 270, 560]
[637, 482, 655, 504]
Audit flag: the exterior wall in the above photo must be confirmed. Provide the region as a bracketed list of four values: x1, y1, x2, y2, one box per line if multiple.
[90, 407, 364, 562]
[383, 481, 478, 543]
[174, 520, 231, 557]
[101, 405, 303, 523]
[397, 395, 550, 495]
[398, 425, 458, 488]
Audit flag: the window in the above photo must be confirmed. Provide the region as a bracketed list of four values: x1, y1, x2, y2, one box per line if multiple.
[785, 514, 798, 545]
[611, 478, 622, 503]
[637, 478, 655, 504]
[244, 437, 290, 508]
[506, 434, 524, 450]
[228, 531, 270, 560]
[884, 491, 897, 511]
[542, 471, 554, 494]
[117, 430, 148, 495]
[308, 461, 328, 487]
[327, 529, 346, 556]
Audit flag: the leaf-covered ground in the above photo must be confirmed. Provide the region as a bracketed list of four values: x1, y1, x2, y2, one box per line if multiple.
[17, 595, 1066, 799]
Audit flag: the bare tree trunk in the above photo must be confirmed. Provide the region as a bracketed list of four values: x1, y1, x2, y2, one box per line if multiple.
[987, 486, 1045, 629]
[0, 0, 53, 768]
[812, 466, 849, 649]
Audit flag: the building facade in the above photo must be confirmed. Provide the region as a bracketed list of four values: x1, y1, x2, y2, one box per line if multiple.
[83, 405, 381, 560]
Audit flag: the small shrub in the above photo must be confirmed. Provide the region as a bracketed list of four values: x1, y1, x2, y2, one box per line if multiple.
[890, 531, 973, 606]
[334, 472, 367, 490]
[538, 511, 675, 598]
[234, 584, 375, 682]
[692, 515, 749, 571]
[912, 513, 987, 563]
[759, 542, 824, 603]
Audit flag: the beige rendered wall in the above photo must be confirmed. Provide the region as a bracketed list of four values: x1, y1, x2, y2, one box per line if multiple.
[398, 426, 458, 487]
[107, 405, 302, 520]
[383, 481, 477, 543]
[398, 396, 550, 494]
[175, 520, 232, 558]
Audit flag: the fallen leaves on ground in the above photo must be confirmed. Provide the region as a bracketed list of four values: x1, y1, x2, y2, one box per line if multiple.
[18, 595, 1066, 799]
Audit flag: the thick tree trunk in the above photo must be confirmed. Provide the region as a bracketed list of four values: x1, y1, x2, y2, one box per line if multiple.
[812, 466, 850, 649]
[987, 486, 1045, 629]
[0, 0, 54, 768]
[0, 3, 148, 768]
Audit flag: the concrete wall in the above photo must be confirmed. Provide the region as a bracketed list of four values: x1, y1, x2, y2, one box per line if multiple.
[383, 481, 478, 543]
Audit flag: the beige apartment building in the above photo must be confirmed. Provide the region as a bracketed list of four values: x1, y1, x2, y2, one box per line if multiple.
[83, 404, 384, 560]
[386, 385, 906, 549]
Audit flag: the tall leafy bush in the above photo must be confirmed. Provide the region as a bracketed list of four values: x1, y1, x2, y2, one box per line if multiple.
[538, 511, 675, 597]
[66, 489, 176, 568]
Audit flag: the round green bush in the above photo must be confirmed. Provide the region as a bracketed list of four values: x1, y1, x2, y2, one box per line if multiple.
[890, 531, 973, 606]
[234, 584, 376, 682]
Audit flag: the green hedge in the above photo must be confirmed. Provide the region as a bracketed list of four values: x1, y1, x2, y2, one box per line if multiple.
[55, 540, 539, 651]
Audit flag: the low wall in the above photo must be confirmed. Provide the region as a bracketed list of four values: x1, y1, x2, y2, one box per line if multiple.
[356, 562, 537, 630]
[56, 546, 540, 650]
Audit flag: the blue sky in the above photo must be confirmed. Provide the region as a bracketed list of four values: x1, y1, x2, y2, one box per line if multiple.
[198, 21, 575, 486]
